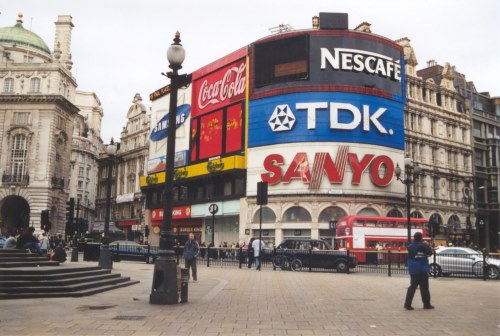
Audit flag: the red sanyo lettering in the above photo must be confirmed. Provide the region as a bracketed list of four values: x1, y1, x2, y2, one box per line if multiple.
[198, 63, 246, 110]
[261, 152, 395, 188]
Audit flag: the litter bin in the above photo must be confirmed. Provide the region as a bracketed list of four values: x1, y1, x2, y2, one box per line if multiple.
[83, 243, 101, 261]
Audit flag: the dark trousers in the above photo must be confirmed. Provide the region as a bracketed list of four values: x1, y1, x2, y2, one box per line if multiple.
[248, 254, 254, 268]
[185, 258, 197, 280]
[405, 273, 431, 307]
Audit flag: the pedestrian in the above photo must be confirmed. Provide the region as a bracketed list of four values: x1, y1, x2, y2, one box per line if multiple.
[4, 231, 18, 249]
[183, 232, 200, 282]
[376, 242, 383, 265]
[52, 243, 67, 262]
[252, 237, 265, 270]
[404, 232, 434, 310]
[16, 227, 42, 255]
[39, 232, 50, 256]
[247, 237, 255, 268]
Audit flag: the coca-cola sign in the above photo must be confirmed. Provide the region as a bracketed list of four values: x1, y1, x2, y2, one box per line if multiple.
[193, 59, 246, 117]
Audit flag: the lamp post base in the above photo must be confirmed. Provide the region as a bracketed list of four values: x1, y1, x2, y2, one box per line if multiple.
[149, 250, 178, 305]
[98, 245, 113, 269]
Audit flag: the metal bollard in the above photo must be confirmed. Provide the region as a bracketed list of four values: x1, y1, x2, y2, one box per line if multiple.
[180, 268, 189, 303]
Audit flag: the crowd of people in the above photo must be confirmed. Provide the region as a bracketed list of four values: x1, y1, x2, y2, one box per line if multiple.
[2, 228, 68, 262]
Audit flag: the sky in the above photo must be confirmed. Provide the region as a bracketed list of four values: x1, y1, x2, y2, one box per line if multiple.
[2, 0, 499, 142]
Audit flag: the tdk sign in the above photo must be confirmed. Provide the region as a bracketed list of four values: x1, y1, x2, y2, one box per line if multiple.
[249, 92, 404, 150]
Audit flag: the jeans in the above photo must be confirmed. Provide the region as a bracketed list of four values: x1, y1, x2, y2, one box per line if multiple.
[23, 242, 42, 255]
[185, 258, 197, 281]
[255, 256, 261, 270]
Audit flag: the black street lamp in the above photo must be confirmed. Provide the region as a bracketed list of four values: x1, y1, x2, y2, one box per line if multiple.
[98, 139, 118, 269]
[394, 157, 421, 245]
[150, 32, 189, 305]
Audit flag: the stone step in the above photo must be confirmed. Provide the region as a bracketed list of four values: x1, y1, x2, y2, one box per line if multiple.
[0, 261, 60, 268]
[0, 272, 121, 288]
[0, 274, 134, 294]
[0, 280, 140, 299]
[0, 267, 108, 281]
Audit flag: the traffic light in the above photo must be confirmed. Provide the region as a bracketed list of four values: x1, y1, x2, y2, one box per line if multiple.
[66, 198, 75, 228]
[41, 210, 50, 231]
[257, 181, 268, 205]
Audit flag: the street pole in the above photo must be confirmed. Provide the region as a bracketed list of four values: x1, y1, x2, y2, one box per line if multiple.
[395, 158, 421, 245]
[98, 140, 117, 269]
[150, 32, 189, 305]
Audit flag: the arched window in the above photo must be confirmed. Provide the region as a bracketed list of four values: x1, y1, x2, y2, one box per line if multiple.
[357, 207, 379, 216]
[252, 207, 277, 223]
[30, 78, 41, 92]
[10, 134, 28, 182]
[318, 206, 347, 222]
[387, 208, 404, 217]
[448, 215, 461, 231]
[3, 78, 14, 92]
[411, 211, 424, 218]
[283, 206, 311, 222]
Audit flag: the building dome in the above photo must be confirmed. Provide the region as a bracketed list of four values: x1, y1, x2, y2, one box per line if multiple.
[0, 13, 50, 54]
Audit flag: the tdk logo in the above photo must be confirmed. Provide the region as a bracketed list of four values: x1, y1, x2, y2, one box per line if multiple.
[268, 104, 296, 132]
[269, 102, 392, 135]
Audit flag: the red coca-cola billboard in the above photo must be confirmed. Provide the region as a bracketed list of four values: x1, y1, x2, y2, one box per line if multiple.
[192, 48, 247, 117]
[189, 48, 247, 163]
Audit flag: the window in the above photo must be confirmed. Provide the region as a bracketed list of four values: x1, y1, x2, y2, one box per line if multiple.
[283, 206, 312, 222]
[23, 55, 33, 63]
[10, 134, 28, 182]
[252, 207, 277, 223]
[473, 121, 482, 138]
[3, 78, 14, 92]
[430, 119, 435, 136]
[13, 112, 30, 125]
[78, 167, 84, 177]
[78, 180, 83, 190]
[433, 177, 439, 198]
[79, 153, 85, 163]
[30, 78, 41, 92]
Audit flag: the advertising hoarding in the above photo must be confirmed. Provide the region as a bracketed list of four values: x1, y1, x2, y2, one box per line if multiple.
[248, 92, 403, 150]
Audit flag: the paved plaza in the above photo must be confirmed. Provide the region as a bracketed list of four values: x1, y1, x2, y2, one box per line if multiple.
[1, 260, 499, 336]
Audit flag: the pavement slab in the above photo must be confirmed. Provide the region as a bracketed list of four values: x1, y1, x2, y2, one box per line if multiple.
[0, 260, 498, 335]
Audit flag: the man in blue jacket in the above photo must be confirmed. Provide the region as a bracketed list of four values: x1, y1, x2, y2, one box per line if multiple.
[404, 232, 434, 310]
[183, 233, 200, 282]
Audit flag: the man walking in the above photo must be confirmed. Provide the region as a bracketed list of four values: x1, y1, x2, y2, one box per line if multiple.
[183, 233, 200, 282]
[252, 237, 265, 270]
[404, 232, 434, 310]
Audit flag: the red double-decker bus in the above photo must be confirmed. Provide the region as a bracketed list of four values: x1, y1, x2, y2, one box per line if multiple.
[335, 216, 430, 263]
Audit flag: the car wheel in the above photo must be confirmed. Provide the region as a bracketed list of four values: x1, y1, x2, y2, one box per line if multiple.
[336, 260, 348, 273]
[429, 263, 442, 277]
[472, 261, 485, 278]
[486, 265, 500, 280]
[272, 255, 283, 268]
[290, 258, 302, 271]
[146, 255, 155, 264]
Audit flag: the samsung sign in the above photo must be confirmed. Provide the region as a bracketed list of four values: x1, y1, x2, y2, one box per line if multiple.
[150, 104, 190, 142]
[248, 92, 404, 150]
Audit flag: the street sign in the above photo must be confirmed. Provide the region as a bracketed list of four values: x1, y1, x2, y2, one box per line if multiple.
[209, 203, 219, 215]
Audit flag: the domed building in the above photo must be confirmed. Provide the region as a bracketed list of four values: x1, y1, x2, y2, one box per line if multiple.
[0, 13, 82, 237]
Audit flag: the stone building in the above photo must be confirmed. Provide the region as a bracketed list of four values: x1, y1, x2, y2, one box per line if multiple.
[0, 14, 78, 235]
[0, 14, 104, 238]
[68, 91, 104, 235]
[94, 94, 150, 242]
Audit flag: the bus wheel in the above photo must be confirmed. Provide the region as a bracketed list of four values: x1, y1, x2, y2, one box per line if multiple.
[291, 259, 302, 271]
[429, 263, 442, 277]
[336, 260, 348, 273]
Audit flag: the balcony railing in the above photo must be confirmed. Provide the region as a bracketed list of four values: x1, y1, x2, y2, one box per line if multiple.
[51, 176, 65, 189]
[2, 174, 30, 186]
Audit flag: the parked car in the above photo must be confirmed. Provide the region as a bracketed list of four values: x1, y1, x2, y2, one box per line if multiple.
[274, 238, 357, 272]
[109, 240, 157, 264]
[428, 247, 500, 280]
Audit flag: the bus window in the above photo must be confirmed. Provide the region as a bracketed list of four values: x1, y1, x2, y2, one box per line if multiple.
[379, 221, 391, 227]
[367, 240, 377, 248]
[354, 220, 364, 227]
[366, 220, 377, 227]
[337, 220, 347, 227]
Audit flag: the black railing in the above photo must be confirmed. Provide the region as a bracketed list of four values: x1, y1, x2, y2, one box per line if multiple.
[83, 243, 500, 280]
[2, 173, 29, 185]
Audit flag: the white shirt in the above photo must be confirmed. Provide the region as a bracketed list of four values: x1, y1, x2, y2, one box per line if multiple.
[251, 239, 265, 257]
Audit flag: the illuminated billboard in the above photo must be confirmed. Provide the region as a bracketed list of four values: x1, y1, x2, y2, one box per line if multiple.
[248, 92, 403, 150]
[190, 49, 247, 163]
